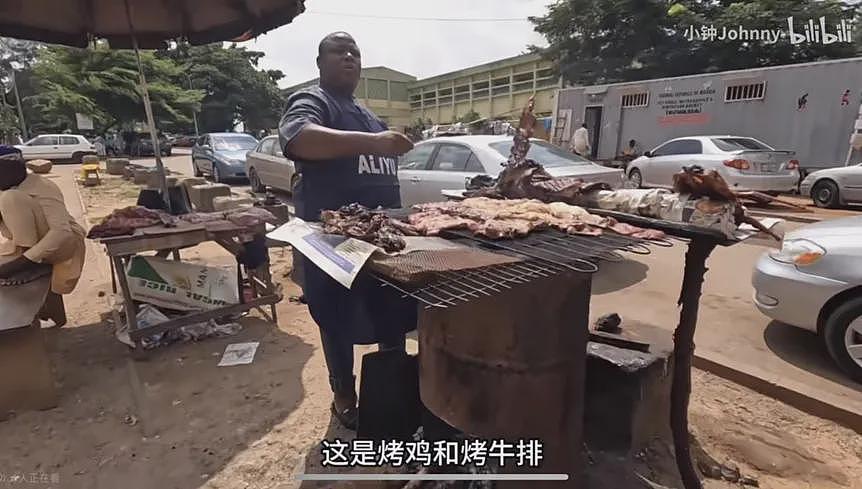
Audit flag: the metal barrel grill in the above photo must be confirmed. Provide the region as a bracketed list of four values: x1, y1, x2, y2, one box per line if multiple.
[373, 227, 666, 487]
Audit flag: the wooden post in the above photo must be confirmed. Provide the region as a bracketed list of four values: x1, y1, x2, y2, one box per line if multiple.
[671, 238, 718, 489]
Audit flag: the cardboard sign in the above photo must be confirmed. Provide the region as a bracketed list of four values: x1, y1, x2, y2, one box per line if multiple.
[126, 256, 238, 311]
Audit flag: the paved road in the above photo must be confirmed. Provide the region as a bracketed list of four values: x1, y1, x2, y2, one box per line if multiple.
[131, 147, 253, 195]
[591, 224, 862, 421]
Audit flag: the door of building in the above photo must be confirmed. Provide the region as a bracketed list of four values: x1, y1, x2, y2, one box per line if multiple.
[584, 106, 603, 159]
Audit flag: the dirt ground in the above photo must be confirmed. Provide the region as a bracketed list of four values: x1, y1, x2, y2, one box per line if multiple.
[0, 174, 859, 489]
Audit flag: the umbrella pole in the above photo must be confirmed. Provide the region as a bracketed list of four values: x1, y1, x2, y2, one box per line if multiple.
[124, 0, 170, 212]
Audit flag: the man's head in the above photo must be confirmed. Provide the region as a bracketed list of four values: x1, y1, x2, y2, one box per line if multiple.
[0, 145, 26, 191]
[581, 123, 587, 129]
[317, 32, 361, 96]
[628, 139, 636, 147]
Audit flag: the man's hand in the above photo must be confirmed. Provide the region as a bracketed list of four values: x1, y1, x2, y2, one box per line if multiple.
[371, 131, 414, 156]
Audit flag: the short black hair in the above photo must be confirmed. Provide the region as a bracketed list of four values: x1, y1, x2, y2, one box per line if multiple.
[581, 123, 587, 128]
[318, 31, 355, 56]
[629, 139, 636, 145]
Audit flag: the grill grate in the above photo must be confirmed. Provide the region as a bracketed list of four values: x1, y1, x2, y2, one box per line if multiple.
[375, 229, 669, 309]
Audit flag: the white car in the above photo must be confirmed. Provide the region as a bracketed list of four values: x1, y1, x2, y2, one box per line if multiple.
[398, 135, 624, 207]
[626, 136, 799, 193]
[798, 163, 862, 208]
[15, 134, 96, 163]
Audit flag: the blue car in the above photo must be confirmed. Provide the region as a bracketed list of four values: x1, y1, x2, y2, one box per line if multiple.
[191, 132, 259, 183]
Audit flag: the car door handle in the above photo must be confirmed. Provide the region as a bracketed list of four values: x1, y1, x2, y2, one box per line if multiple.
[409, 176, 421, 183]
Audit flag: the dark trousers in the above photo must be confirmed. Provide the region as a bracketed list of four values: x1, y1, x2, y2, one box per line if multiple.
[319, 326, 406, 396]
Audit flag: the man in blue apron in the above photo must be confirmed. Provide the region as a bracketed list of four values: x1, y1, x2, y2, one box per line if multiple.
[279, 32, 416, 430]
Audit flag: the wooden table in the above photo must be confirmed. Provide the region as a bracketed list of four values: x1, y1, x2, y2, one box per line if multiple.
[97, 222, 283, 355]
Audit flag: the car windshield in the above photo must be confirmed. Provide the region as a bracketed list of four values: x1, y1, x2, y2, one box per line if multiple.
[711, 137, 773, 151]
[213, 135, 257, 151]
[489, 140, 592, 167]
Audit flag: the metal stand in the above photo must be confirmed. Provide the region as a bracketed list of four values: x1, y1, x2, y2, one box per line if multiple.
[670, 238, 718, 489]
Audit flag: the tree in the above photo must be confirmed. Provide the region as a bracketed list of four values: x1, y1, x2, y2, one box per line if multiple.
[456, 110, 482, 124]
[531, 0, 862, 85]
[25, 44, 202, 134]
[159, 43, 286, 133]
[0, 38, 38, 142]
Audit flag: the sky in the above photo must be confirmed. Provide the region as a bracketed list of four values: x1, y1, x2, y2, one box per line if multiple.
[241, 0, 551, 87]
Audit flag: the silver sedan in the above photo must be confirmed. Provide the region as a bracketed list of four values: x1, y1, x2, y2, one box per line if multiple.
[752, 216, 862, 382]
[245, 135, 297, 194]
[397, 135, 624, 207]
[799, 163, 862, 208]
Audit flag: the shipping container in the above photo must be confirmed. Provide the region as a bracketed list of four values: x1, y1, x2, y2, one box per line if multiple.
[551, 57, 862, 170]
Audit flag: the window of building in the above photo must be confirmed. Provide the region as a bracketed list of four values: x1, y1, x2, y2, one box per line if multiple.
[621, 92, 649, 108]
[725, 82, 766, 102]
[354, 79, 366, 98]
[367, 79, 388, 100]
[513, 72, 533, 84]
[390, 82, 409, 102]
[491, 77, 510, 96]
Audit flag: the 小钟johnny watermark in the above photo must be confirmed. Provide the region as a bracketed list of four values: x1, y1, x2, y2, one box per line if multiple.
[685, 16, 854, 45]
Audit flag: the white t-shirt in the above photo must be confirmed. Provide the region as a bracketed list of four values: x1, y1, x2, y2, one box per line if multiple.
[571, 127, 590, 154]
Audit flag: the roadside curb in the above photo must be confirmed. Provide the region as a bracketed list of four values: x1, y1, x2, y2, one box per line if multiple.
[693, 352, 862, 434]
[748, 210, 822, 224]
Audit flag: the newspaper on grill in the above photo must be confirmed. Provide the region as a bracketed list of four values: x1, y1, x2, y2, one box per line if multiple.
[267, 219, 512, 288]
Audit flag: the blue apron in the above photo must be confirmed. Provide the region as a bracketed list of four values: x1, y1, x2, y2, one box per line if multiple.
[292, 88, 417, 345]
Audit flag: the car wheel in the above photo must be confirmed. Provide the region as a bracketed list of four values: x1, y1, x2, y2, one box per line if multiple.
[628, 168, 643, 188]
[249, 168, 265, 193]
[212, 164, 223, 184]
[106, 148, 116, 157]
[290, 174, 299, 195]
[823, 296, 862, 382]
[71, 152, 84, 164]
[812, 180, 840, 208]
[192, 160, 202, 177]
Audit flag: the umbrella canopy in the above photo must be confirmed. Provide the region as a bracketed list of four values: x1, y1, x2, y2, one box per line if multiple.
[0, 0, 306, 211]
[0, 0, 306, 48]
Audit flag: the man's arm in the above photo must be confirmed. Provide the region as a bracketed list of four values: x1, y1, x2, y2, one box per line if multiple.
[279, 92, 412, 160]
[286, 124, 412, 160]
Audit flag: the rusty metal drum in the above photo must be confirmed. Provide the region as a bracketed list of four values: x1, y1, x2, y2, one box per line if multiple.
[418, 270, 591, 487]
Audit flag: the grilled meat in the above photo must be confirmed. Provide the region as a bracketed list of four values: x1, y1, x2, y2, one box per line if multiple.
[407, 197, 664, 240]
[673, 166, 780, 240]
[320, 203, 407, 252]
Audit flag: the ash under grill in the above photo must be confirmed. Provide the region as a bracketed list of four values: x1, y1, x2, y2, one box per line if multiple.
[376, 230, 669, 309]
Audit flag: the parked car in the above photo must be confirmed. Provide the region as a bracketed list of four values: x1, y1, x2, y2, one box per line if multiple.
[626, 136, 799, 194]
[397, 135, 624, 207]
[15, 134, 96, 163]
[137, 133, 172, 157]
[173, 134, 198, 147]
[798, 163, 862, 208]
[191, 132, 258, 183]
[752, 216, 862, 382]
[245, 135, 296, 194]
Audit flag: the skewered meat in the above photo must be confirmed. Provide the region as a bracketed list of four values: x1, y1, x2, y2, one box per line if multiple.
[672, 166, 780, 240]
[320, 203, 407, 252]
[464, 97, 612, 205]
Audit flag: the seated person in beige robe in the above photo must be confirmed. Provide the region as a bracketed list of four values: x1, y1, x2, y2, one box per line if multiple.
[0, 146, 86, 326]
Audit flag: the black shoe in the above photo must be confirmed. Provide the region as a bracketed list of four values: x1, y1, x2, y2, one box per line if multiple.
[331, 402, 358, 431]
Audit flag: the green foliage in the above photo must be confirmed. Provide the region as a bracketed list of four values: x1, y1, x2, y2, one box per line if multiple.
[531, 0, 862, 85]
[22, 44, 202, 134]
[159, 43, 285, 133]
[456, 110, 482, 124]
